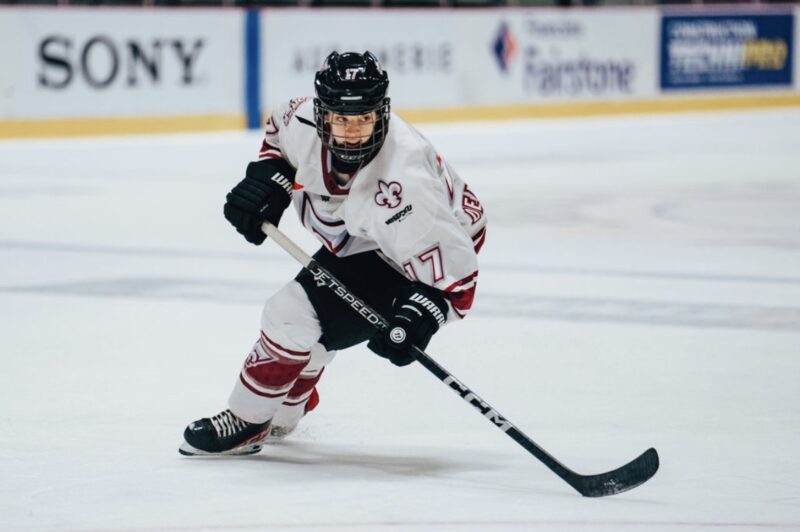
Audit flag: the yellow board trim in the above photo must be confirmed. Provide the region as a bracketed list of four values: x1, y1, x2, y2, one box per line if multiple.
[398, 92, 800, 123]
[1, 92, 800, 139]
[0, 114, 246, 139]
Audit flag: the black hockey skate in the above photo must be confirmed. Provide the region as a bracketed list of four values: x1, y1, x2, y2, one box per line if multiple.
[179, 409, 271, 456]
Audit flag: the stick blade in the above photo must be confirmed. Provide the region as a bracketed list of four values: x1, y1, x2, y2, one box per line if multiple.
[568, 447, 659, 498]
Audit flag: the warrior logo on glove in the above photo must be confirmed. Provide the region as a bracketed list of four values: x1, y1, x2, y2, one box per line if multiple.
[389, 327, 407, 344]
[367, 285, 449, 367]
[223, 158, 296, 246]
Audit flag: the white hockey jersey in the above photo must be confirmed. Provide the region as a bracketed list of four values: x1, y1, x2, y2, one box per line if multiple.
[258, 98, 487, 320]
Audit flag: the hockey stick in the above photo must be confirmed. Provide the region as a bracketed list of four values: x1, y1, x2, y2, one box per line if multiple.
[261, 222, 659, 497]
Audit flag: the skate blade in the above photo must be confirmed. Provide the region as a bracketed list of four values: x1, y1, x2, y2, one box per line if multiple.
[178, 441, 263, 457]
[262, 426, 295, 444]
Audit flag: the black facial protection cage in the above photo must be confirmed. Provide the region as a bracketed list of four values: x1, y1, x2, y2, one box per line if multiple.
[314, 51, 391, 165]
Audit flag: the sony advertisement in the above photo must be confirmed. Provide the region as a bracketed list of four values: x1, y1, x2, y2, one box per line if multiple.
[0, 8, 242, 120]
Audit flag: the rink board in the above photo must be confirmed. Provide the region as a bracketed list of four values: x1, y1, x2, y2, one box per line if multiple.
[260, 9, 659, 111]
[0, 5, 798, 137]
[0, 7, 244, 136]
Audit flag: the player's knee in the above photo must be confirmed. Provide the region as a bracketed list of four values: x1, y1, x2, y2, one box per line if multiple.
[305, 343, 336, 373]
[260, 281, 322, 349]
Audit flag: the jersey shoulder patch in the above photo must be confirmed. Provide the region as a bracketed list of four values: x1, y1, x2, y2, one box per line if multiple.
[281, 97, 309, 126]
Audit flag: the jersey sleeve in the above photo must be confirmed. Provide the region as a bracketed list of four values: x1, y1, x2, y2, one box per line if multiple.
[377, 155, 483, 322]
[256, 97, 311, 166]
[257, 108, 284, 161]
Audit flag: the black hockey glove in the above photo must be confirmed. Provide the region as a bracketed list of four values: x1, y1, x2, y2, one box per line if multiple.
[367, 284, 448, 367]
[224, 158, 296, 245]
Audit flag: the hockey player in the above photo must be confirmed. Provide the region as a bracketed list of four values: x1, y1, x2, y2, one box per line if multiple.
[180, 51, 487, 456]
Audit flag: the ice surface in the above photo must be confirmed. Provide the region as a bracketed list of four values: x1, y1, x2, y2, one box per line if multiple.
[1, 109, 799, 531]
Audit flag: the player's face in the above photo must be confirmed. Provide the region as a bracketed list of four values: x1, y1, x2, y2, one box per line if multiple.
[327, 112, 377, 148]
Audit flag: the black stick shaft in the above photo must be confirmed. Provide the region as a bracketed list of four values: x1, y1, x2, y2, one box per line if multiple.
[260, 224, 578, 478]
[261, 222, 658, 497]
[410, 346, 577, 478]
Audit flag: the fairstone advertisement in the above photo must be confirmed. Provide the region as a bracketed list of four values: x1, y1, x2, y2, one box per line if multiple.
[474, 11, 659, 103]
[660, 12, 794, 90]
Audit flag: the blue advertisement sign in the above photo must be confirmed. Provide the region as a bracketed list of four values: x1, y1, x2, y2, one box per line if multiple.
[660, 13, 793, 90]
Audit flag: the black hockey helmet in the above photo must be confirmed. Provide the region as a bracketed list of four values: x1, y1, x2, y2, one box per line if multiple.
[314, 51, 391, 165]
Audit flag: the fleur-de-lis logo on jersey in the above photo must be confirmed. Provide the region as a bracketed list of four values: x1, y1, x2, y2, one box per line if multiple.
[374, 180, 403, 209]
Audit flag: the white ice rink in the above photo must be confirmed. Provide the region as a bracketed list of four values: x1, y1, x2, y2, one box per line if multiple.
[1, 109, 799, 531]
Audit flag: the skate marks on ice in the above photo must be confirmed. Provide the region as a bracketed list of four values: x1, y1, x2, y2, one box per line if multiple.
[475, 294, 800, 332]
[182, 440, 579, 500]
[1, 277, 285, 306]
[483, 263, 800, 287]
[219, 441, 486, 478]
[0, 238, 286, 263]
[486, 182, 800, 251]
[4, 237, 800, 286]
[4, 276, 799, 331]
[0, 183, 100, 199]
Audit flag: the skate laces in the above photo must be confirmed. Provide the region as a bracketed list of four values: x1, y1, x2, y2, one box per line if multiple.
[210, 409, 249, 438]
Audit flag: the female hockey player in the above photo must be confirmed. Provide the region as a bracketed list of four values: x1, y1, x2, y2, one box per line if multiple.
[180, 51, 487, 456]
